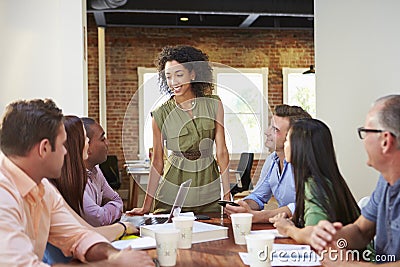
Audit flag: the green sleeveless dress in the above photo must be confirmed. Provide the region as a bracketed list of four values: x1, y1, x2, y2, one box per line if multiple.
[151, 95, 222, 214]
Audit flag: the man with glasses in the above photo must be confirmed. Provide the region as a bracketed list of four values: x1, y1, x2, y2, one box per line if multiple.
[357, 127, 397, 140]
[225, 104, 311, 222]
[309, 95, 400, 266]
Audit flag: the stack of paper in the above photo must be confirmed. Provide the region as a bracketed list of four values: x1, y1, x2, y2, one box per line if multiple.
[140, 221, 228, 243]
[250, 229, 288, 238]
[112, 236, 156, 250]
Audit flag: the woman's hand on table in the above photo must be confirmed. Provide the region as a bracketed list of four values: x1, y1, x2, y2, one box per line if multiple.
[269, 212, 294, 236]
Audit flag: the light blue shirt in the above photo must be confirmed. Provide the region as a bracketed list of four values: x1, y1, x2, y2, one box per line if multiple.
[362, 175, 400, 262]
[243, 152, 295, 214]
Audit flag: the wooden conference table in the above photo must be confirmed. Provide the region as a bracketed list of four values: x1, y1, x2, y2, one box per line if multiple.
[144, 214, 321, 267]
[126, 166, 243, 210]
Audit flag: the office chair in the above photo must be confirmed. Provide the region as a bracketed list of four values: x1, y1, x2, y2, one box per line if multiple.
[230, 152, 254, 196]
[99, 155, 121, 190]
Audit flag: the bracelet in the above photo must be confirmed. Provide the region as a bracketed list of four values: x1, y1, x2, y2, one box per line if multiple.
[117, 221, 127, 240]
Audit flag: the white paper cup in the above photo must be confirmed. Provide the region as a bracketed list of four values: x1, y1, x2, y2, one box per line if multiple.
[245, 234, 275, 267]
[230, 213, 253, 245]
[172, 216, 195, 249]
[154, 229, 180, 266]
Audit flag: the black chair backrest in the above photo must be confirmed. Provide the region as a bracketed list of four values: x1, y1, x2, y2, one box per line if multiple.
[99, 155, 121, 190]
[231, 152, 254, 196]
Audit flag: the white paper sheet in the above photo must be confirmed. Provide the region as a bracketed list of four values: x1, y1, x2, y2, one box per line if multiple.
[143, 211, 195, 218]
[250, 229, 288, 238]
[111, 236, 156, 250]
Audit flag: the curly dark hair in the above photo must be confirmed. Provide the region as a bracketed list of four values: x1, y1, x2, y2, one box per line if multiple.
[155, 45, 214, 96]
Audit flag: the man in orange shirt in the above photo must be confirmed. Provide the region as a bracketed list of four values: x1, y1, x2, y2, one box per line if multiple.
[0, 99, 154, 267]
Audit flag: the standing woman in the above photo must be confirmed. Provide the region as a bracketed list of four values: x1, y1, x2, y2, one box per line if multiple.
[128, 45, 230, 215]
[270, 119, 361, 244]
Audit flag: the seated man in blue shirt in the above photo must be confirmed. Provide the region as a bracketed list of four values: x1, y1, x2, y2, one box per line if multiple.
[309, 95, 400, 266]
[225, 104, 311, 222]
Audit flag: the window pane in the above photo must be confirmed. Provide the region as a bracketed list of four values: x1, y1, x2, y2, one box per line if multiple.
[217, 73, 263, 113]
[143, 72, 169, 158]
[287, 73, 316, 117]
[224, 113, 262, 153]
[216, 71, 266, 154]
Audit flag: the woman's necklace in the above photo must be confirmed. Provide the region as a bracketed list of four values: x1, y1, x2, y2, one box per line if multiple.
[174, 97, 197, 112]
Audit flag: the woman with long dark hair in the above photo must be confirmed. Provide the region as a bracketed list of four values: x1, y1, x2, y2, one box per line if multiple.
[44, 116, 138, 264]
[270, 118, 360, 243]
[51, 115, 88, 215]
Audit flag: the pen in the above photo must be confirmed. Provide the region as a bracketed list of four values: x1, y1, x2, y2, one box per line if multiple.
[120, 234, 140, 240]
[220, 175, 224, 225]
[153, 258, 160, 267]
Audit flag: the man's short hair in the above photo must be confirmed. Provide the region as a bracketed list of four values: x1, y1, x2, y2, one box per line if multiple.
[80, 117, 96, 139]
[375, 94, 400, 148]
[0, 99, 63, 156]
[274, 104, 312, 126]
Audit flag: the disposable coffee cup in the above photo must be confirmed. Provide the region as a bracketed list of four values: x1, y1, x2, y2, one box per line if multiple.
[154, 229, 180, 266]
[172, 216, 195, 249]
[230, 213, 253, 245]
[245, 233, 275, 267]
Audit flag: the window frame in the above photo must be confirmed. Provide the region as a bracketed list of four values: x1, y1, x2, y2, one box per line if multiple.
[282, 67, 316, 118]
[282, 67, 308, 104]
[138, 67, 157, 160]
[213, 67, 269, 160]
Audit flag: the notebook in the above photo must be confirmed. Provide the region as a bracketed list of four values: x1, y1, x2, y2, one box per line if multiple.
[121, 179, 192, 227]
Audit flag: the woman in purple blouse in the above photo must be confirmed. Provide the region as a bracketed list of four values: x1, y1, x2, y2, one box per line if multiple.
[44, 116, 138, 264]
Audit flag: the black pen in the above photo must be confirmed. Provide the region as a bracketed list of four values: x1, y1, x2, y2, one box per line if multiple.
[153, 258, 160, 267]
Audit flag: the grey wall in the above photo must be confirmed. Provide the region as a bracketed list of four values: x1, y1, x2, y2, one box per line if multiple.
[0, 0, 87, 116]
[315, 0, 400, 200]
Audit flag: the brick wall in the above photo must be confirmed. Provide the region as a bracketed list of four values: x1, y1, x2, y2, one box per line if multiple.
[87, 15, 314, 190]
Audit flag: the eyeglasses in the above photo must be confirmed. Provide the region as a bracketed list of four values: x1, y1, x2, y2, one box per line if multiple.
[357, 127, 396, 139]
